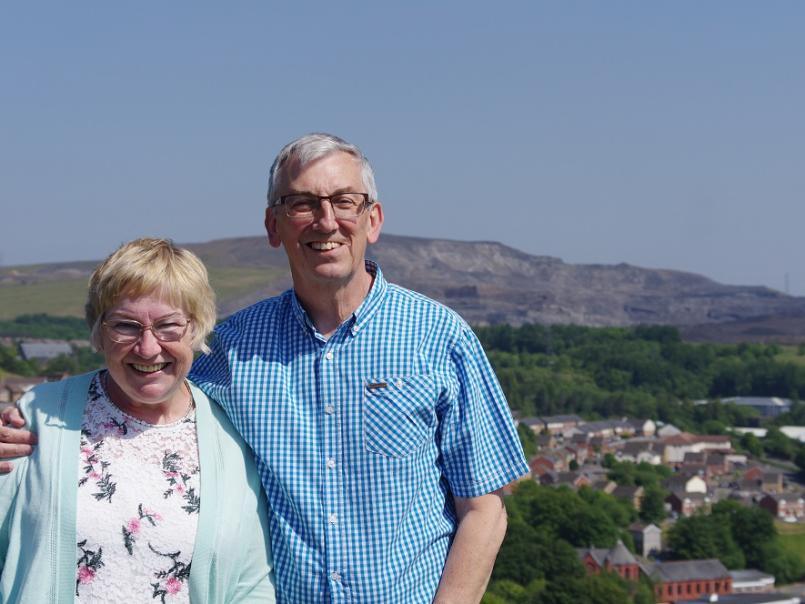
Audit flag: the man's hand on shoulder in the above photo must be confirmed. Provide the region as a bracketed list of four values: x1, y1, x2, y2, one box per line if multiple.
[0, 406, 35, 473]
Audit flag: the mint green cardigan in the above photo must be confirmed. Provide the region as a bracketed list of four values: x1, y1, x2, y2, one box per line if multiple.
[0, 371, 275, 603]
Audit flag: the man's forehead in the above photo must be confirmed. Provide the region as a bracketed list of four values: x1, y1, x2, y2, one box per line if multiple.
[280, 151, 363, 191]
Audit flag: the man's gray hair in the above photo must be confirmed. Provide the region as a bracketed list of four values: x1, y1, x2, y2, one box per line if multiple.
[267, 133, 378, 205]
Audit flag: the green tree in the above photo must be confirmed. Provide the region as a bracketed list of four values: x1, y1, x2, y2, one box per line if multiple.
[668, 514, 745, 568]
[517, 423, 537, 459]
[638, 485, 666, 525]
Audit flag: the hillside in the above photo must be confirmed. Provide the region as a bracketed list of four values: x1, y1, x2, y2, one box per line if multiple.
[2, 233, 805, 342]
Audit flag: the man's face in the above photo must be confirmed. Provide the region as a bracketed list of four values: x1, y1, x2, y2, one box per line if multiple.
[265, 151, 383, 289]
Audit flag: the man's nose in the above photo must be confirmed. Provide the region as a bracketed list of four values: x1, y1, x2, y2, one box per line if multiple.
[312, 199, 338, 230]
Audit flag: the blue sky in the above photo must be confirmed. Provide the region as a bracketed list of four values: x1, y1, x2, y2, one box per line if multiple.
[2, 2, 804, 293]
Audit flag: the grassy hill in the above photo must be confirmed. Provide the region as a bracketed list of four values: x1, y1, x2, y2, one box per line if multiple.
[0, 265, 285, 320]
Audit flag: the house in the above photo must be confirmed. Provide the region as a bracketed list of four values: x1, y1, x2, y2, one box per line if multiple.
[658, 423, 682, 437]
[705, 452, 731, 477]
[536, 433, 556, 450]
[720, 396, 793, 418]
[629, 522, 662, 557]
[628, 418, 657, 437]
[688, 594, 799, 604]
[564, 443, 590, 465]
[667, 491, 711, 517]
[665, 474, 708, 494]
[19, 340, 73, 361]
[729, 569, 776, 593]
[644, 559, 732, 602]
[540, 471, 591, 490]
[537, 414, 583, 435]
[577, 540, 641, 581]
[578, 419, 634, 439]
[619, 440, 664, 465]
[0, 375, 53, 404]
[759, 494, 805, 521]
[591, 479, 618, 494]
[742, 471, 784, 494]
[613, 485, 645, 510]
[520, 416, 546, 436]
[664, 433, 732, 464]
[744, 467, 764, 482]
[529, 454, 564, 477]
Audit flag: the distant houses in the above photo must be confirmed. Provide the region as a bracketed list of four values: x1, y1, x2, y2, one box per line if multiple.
[695, 396, 793, 418]
[18, 340, 73, 361]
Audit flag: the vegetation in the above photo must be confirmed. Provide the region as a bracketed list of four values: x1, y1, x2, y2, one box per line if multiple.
[668, 501, 804, 583]
[484, 482, 655, 604]
[0, 344, 104, 377]
[0, 314, 91, 340]
[476, 324, 805, 431]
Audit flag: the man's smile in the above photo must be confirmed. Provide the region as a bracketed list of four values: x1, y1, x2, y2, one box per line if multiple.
[308, 241, 344, 251]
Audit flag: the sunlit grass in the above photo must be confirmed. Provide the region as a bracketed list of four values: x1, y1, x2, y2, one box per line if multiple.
[775, 345, 805, 368]
[0, 267, 284, 320]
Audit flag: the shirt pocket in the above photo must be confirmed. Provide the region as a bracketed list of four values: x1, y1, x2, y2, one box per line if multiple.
[363, 374, 436, 458]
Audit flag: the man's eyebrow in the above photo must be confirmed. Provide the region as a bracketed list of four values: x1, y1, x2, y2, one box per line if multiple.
[285, 187, 358, 196]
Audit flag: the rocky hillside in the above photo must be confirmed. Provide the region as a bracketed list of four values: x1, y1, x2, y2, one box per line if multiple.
[4, 233, 805, 342]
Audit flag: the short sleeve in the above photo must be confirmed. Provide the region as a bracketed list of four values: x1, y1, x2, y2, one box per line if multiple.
[437, 327, 529, 498]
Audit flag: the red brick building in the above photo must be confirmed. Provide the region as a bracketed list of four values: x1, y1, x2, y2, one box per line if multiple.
[645, 559, 732, 602]
[577, 540, 641, 581]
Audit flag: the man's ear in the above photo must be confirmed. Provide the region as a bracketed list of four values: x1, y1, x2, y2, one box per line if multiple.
[265, 207, 282, 248]
[366, 201, 384, 245]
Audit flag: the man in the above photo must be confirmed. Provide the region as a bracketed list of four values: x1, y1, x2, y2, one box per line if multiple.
[1, 133, 528, 603]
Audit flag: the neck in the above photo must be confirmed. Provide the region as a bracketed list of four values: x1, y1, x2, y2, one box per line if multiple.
[103, 372, 192, 425]
[293, 268, 374, 337]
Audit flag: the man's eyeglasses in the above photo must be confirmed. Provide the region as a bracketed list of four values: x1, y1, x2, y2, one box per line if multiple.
[271, 193, 372, 220]
[103, 317, 191, 344]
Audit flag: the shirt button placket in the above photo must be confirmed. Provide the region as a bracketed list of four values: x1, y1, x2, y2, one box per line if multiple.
[322, 345, 344, 600]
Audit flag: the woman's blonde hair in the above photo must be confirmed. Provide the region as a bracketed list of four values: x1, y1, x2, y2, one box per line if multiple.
[85, 238, 217, 353]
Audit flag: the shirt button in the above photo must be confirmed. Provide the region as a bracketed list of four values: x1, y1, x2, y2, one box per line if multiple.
[326, 458, 336, 469]
[324, 404, 335, 415]
[328, 513, 338, 525]
[325, 351, 334, 360]
[331, 571, 341, 582]
[395, 379, 404, 388]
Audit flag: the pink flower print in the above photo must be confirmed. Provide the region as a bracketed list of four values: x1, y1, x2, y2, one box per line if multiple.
[78, 566, 95, 584]
[176, 484, 185, 495]
[127, 518, 141, 534]
[81, 446, 93, 455]
[166, 577, 182, 594]
[89, 471, 100, 479]
[143, 507, 163, 521]
[164, 471, 178, 478]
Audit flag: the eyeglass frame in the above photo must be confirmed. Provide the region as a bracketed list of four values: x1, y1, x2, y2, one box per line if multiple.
[102, 317, 192, 344]
[270, 192, 374, 220]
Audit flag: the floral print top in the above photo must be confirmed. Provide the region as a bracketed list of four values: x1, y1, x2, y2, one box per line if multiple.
[75, 372, 200, 603]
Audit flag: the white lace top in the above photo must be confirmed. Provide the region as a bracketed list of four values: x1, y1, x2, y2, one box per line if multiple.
[74, 373, 200, 603]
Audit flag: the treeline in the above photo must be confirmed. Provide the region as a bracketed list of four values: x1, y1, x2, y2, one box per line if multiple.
[484, 482, 655, 604]
[0, 314, 90, 340]
[0, 315, 101, 377]
[476, 324, 805, 431]
[0, 345, 104, 377]
[668, 500, 803, 583]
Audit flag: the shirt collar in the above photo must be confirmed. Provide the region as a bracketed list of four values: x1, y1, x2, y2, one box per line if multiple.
[289, 260, 388, 339]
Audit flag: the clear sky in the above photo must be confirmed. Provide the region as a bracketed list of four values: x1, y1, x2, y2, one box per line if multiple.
[2, 2, 804, 293]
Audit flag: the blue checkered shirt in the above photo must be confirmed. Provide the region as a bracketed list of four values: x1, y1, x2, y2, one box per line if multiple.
[190, 262, 528, 603]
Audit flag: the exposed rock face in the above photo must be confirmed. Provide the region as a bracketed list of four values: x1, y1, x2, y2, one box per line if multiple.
[4, 233, 805, 341]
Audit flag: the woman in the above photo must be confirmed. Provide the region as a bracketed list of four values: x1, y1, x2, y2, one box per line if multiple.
[0, 238, 275, 603]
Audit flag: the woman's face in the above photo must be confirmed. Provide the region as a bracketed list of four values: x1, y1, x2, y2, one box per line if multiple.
[101, 293, 194, 416]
